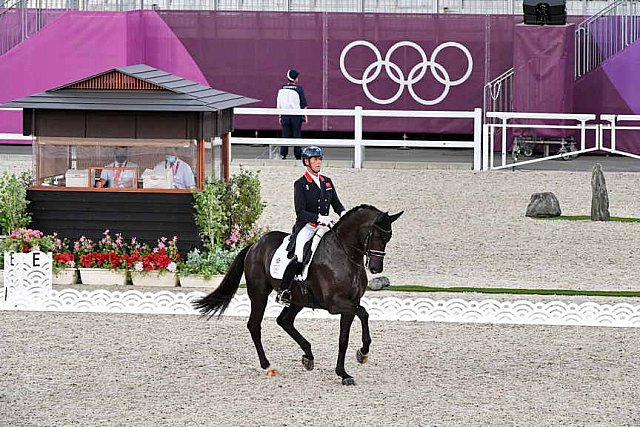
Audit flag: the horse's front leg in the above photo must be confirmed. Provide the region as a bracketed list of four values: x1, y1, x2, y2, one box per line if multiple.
[335, 312, 356, 385]
[355, 305, 371, 364]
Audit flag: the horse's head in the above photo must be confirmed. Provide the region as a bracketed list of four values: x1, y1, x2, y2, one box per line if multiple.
[365, 210, 403, 274]
[334, 205, 403, 274]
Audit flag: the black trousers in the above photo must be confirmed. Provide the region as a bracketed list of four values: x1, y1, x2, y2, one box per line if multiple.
[280, 116, 304, 159]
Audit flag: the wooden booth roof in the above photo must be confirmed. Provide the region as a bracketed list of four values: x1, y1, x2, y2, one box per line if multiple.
[2, 64, 259, 112]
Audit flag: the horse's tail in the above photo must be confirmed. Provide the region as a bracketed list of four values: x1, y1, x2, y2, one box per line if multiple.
[192, 243, 253, 318]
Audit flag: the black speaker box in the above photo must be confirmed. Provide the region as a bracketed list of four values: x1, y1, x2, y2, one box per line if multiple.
[523, 0, 567, 25]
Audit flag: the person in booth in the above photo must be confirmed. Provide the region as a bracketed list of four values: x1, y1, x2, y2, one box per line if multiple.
[153, 147, 196, 189]
[276, 145, 347, 305]
[96, 146, 138, 188]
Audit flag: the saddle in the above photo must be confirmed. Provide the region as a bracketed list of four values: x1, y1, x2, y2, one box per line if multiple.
[269, 226, 329, 281]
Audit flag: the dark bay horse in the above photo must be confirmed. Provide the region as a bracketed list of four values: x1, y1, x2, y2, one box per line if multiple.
[193, 204, 403, 385]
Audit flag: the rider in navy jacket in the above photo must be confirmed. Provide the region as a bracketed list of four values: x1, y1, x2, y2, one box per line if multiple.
[277, 146, 346, 305]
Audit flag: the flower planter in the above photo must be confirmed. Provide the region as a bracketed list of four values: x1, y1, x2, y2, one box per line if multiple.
[179, 274, 225, 289]
[79, 268, 127, 286]
[131, 271, 179, 287]
[53, 268, 78, 286]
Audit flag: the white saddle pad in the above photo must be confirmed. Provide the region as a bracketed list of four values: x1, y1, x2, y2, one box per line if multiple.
[269, 230, 327, 280]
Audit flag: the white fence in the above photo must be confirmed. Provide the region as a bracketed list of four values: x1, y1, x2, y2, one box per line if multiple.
[600, 114, 640, 160]
[233, 107, 483, 171]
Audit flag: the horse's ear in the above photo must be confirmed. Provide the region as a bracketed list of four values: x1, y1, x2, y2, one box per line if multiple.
[389, 211, 404, 223]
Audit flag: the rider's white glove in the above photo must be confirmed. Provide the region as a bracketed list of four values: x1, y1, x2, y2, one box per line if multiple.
[340, 210, 347, 218]
[317, 214, 332, 225]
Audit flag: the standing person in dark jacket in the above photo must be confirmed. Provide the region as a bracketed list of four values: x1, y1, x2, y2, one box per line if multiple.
[276, 146, 347, 305]
[276, 69, 307, 160]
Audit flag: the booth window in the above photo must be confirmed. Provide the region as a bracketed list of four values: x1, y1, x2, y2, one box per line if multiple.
[34, 137, 204, 190]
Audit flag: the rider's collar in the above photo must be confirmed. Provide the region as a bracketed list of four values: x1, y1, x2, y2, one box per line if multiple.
[304, 169, 324, 182]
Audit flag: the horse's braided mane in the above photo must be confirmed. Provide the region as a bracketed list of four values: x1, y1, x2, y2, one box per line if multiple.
[333, 204, 381, 232]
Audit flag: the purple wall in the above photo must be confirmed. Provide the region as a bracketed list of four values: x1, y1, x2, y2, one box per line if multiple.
[0, 10, 518, 138]
[2, 9, 639, 151]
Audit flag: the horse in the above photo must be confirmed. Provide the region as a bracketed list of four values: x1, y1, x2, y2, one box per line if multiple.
[193, 204, 403, 385]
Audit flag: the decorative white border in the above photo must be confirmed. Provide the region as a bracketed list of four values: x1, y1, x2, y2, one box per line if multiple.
[2, 287, 640, 328]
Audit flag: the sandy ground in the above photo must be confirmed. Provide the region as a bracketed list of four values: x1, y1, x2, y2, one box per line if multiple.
[1, 311, 639, 427]
[237, 164, 640, 292]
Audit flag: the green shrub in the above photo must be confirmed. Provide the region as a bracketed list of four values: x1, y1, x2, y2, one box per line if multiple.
[0, 172, 31, 235]
[193, 169, 265, 250]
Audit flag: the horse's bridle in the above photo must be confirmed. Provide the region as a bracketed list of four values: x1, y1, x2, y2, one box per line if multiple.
[363, 222, 391, 269]
[335, 215, 392, 269]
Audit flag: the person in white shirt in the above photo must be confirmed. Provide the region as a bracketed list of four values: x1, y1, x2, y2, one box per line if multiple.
[276, 69, 307, 160]
[96, 147, 138, 188]
[153, 147, 196, 189]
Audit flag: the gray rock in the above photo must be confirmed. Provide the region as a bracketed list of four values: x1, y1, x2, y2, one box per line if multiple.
[525, 192, 561, 218]
[368, 276, 390, 291]
[591, 163, 610, 221]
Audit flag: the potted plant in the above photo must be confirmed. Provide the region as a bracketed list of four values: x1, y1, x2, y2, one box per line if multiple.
[178, 247, 237, 288]
[76, 230, 129, 286]
[131, 236, 180, 287]
[52, 235, 78, 286]
[1, 228, 55, 287]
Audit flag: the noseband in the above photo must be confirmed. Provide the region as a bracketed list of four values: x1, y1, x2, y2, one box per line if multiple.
[363, 222, 391, 269]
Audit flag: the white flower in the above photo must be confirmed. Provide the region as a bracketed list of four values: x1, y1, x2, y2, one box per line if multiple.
[134, 261, 143, 272]
[167, 262, 177, 273]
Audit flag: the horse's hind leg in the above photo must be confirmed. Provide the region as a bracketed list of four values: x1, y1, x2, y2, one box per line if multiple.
[246, 288, 276, 376]
[335, 312, 356, 385]
[355, 305, 371, 364]
[276, 305, 314, 371]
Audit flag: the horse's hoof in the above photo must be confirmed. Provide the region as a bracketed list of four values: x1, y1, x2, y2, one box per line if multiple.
[342, 377, 356, 386]
[356, 349, 369, 364]
[302, 356, 314, 371]
[265, 367, 279, 377]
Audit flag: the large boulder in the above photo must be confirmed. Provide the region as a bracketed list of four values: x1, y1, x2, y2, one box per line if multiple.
[525, 192, 561, 218]
[591, 163, 610, 221]
[368, 276, 390, 291]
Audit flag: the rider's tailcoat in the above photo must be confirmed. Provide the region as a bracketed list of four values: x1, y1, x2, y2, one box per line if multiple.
[286, 170, 345, 254]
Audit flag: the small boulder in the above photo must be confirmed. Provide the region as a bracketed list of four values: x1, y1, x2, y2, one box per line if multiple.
[526, 192, 561, 218]
[368, 276, 390, 291]
[591, 163, 610, 221]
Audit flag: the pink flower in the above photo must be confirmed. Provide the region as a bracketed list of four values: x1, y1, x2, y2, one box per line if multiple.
[167, 262, 177, 273]
[134, 261, 143, 272]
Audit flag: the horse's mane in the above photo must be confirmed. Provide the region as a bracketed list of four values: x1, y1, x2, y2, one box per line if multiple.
[333, 204, 382, 233]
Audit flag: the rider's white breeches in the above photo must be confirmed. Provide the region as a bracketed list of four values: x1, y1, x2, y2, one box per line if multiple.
[295, 224, 317, 261]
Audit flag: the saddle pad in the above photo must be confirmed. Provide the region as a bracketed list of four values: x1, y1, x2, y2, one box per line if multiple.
[269, 233, 322, 281]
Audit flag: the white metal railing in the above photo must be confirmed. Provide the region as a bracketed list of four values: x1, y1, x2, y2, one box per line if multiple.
[575, 0, 640, 79]
[233, 107, 483, 171]
[600, 114, 640, 160]
[483, 67, 514, 124]
[482, 112, 600, 170]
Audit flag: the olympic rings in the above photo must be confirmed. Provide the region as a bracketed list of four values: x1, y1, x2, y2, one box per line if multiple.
[339, 40, 474, 106]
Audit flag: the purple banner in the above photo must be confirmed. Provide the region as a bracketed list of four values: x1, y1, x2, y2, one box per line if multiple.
[159, 12, 518, 134]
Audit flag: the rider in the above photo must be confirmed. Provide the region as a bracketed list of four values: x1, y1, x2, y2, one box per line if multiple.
[276, 145, 347, 304]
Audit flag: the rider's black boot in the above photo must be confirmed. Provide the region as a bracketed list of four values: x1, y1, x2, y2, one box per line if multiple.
[276, 258, 302, 305]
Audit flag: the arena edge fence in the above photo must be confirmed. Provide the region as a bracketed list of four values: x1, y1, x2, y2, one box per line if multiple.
[232, 106, 484, 171]
[482, 112, 600, 170]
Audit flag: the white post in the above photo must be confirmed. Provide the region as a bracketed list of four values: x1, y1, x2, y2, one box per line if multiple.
[501, 118, 508, 167]
[611, 117, 617, 152]
[580, 119, 587, 151]
[354, 106, 363, 169]
[482, 123, 490, 171]
[473, 108, 482, 171]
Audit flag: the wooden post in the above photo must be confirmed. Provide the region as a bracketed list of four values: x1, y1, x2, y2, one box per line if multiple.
[222, 132, 231, 182]
[197, 138, 206, 190]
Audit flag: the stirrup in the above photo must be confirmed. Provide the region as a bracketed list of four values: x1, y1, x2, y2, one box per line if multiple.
[276, 289, 292, 305]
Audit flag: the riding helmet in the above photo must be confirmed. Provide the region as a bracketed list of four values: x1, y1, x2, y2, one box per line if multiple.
[301, 146, 323, 165]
